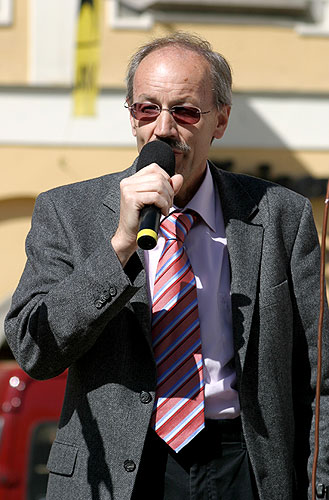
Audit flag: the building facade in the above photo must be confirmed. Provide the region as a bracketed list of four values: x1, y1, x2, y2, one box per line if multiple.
[1, 0, 328, 341]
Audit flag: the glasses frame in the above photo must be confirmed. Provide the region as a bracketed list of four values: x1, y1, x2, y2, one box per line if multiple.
[124, 101, 211, 125]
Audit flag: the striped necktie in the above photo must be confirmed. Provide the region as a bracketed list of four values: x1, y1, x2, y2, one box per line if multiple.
[151, 211, 205, 453]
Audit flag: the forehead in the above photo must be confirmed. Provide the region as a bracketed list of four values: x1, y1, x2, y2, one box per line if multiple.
[133, 47, 213, 102]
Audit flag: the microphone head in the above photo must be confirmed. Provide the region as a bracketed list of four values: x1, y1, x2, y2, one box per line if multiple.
[136, 141, 175, 177]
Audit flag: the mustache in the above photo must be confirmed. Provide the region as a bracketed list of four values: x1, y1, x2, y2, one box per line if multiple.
[158, 138, 191, 153]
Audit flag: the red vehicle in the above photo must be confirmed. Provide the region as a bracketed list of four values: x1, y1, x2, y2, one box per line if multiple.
[0, 361, 67, 500]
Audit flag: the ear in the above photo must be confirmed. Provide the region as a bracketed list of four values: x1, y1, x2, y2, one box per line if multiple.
[213, 105, 231, 140]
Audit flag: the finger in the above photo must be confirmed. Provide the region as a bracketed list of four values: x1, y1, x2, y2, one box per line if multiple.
[122, 172, 174, 209]
[134, 163, 171, 181]
[171, 174, 184, 196]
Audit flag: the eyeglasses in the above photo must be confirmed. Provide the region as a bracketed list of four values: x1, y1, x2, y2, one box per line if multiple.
[125, 102, 211, 125]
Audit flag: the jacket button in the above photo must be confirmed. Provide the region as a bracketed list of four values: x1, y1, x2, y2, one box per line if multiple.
[100, 291, 110, 301]
[109, 286, 117, 297]
[140, 391, 152, 404]
[316, 484, 328, 498]
[124, 459, 136, 472]
[94, 299, 104, 309]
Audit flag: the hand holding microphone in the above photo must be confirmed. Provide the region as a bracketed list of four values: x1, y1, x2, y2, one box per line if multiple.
[111, 140, 182, 267]
[136, 141, 176, 250]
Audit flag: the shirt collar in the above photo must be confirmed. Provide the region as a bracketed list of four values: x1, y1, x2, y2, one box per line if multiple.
[173, 162, 217, 232]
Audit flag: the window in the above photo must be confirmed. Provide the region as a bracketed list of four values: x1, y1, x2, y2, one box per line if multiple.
[109, 0, 329, 32]
[120, 0, 312, 16]
[111, 0, 319, 29]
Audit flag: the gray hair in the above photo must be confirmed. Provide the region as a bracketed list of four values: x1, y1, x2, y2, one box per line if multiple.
[126, 32, 232, 108]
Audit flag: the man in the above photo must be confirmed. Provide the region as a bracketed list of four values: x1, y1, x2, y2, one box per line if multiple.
[5, 33, 329, 500]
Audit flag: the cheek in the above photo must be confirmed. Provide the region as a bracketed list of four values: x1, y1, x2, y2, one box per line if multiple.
[130, 116, 137, 137]
[190, 131, 210, 152]
[134, 121, 156, 141]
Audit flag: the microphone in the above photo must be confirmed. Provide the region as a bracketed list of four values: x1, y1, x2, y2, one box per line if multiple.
[136, 141, 175, 250]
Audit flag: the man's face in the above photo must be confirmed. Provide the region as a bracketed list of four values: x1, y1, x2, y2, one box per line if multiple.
[129, 47, 230, 206]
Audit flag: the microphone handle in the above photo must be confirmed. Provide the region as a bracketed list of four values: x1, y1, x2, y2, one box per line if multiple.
[137, 205, 161, 250]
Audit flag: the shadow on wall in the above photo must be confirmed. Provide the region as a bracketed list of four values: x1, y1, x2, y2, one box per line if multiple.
[0, 197, 36, 222]
[212, 93, 328, 198]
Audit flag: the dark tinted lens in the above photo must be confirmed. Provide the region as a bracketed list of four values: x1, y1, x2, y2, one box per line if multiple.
[133, 103, 160, 121]
[171, 106, 201, 124]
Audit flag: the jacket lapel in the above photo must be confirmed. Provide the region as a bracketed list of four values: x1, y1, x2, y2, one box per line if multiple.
[211, 164, 265, 373]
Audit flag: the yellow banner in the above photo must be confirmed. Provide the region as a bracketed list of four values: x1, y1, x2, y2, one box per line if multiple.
[73, 0, 101, 116]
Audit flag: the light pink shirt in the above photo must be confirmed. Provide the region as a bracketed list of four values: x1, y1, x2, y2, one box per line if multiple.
[144, 164, 240, 419]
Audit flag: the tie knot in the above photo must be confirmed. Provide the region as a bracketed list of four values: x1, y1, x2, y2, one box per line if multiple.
[160, 211, 196, 243]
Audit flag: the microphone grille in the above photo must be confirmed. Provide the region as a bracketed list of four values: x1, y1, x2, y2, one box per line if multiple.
[136, 141, 175, 177]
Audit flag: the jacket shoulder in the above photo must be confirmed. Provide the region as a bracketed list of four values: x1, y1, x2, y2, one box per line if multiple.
[38, 165, 134, 202]
[216, 168, 310, 214]
[33, 165, 135, 220]
[230, 171, 307, 205]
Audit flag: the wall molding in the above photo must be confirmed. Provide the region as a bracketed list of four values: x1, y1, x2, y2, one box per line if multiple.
[0, 89, 328, 150]
[0, 0, 13, 26]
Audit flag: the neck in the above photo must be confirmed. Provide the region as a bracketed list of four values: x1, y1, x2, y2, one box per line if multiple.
[174, 166, 207, 208]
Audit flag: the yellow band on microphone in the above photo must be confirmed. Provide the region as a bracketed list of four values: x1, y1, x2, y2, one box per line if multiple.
[137, 228, 158, 243]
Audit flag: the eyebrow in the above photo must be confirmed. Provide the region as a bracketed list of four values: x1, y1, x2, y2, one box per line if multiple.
[135, 95, 157, 103]
[134, 96, 198, 106]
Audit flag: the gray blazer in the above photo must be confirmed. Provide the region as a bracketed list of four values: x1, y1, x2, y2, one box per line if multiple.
[5, 162, 329, 500]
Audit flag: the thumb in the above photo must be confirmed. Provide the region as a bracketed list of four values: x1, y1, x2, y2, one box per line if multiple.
[171, 174, 184, 196]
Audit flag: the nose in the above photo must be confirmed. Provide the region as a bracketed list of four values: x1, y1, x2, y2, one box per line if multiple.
[154, 108, 177, 139]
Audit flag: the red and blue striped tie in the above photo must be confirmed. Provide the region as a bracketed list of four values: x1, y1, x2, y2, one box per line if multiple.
[151, 211, 205, 452]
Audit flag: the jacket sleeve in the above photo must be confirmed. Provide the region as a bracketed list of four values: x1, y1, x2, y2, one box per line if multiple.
[290, 198, 329, 497]
[4, 190, 146, 380]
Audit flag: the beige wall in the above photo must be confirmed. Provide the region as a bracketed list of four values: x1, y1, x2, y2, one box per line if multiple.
[100, 22, 329, 93]
[2, 145, 327, 199]
[1, 146, 137, 198]
[209, 149, 329, 179]
[2, 5, 328, 92]
[0, 0, 28, 84]
[0, 198, 35, 298]
[1, 5, 328, 302]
